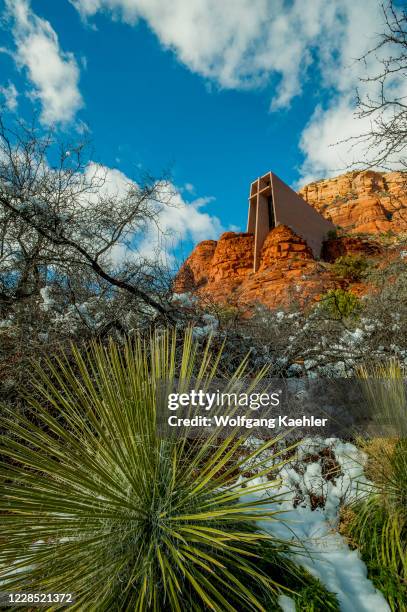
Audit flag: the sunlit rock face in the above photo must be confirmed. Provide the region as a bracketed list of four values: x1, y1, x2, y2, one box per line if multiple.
[175, 225, 335, 309]
[299, 170, 407, 235]
[321, 236, 382, 263]
[175, 170, 406, 310]
[174, 240, 217, 291]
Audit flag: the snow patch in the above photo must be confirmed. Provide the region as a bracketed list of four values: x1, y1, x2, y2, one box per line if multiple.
[249, 437, 389, 612]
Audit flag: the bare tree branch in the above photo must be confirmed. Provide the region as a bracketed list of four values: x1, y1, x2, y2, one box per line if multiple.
[0, 116, 177, 322]
[340, 2, 407, 170]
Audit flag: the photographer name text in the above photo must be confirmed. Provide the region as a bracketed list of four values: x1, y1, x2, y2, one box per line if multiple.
[166, 391, 328, 430]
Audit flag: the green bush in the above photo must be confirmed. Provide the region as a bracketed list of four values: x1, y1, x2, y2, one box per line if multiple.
[320, 288, 362, 320]
[326, 229, 338, 240]
[327, 229, 338, 240]
[208, 303, 242, 329]
[344, 362, 407, 611]
[0, 329, 338, 611]
[345, 488, 407, 611]
[331, 254, 369, 282]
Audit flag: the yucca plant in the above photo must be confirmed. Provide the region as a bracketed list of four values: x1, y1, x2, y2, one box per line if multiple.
[359, 360, 407, 438]
[0, 329, 316, 611]
[344, 361, 407, 610]
[358, 360, 407, 511]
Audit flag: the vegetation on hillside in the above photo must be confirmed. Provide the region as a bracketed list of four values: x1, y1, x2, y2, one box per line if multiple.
[0, 329, 340, 611]
[341, 361, 407, 611]
[331, 254, 370, 282]
[319, 288, 362, 322]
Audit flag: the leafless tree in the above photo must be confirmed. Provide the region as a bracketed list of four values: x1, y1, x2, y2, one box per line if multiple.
[0, 116, 177, 323]
[352, 1, 407, 169]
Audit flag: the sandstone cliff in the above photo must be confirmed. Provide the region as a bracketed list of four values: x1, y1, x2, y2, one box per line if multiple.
[299, 170, 407, 235]
[175, 170, 406, 310]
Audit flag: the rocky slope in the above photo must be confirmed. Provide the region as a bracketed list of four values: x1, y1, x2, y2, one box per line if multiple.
[299, 170, 407, 235]
[175, 170, 406, 310]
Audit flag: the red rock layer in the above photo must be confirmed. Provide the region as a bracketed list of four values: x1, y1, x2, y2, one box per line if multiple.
[174, 240, 216, 292]
[209, 232, 254, 282]
[259, 225, 313, 268]
[299, 170, 407, 235]
[175, 170, 405, 310]
[321, 236, 382, 263]
[176, 225, 336, 309]
[232, 226, 334, 308]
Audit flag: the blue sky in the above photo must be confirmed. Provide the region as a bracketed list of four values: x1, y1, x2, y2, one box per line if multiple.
[0, 0, 403, 260]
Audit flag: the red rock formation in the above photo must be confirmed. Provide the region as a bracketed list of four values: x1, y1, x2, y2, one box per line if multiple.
[233, 226, 334, 309]
[176, 225, 336, 309]
[174, 240, 216, 292]
[209, 232, 254, 282]
[175, 170, 406, 310]
[299, 170, 407, 235]
[259, 225, 313, 268]
[321, 236, 382, 263]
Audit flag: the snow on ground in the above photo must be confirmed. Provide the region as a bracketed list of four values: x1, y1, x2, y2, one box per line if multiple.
[249, 437, 390, 612]
[278, 594, 296, 611]
[0, 433, 390, 610]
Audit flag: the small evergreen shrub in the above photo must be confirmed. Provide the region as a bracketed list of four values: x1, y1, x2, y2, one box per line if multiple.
[320, 288, 362, 320]
[331, 254, 369, 282]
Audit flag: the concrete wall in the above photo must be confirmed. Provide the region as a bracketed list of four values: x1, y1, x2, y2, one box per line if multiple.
[254, 193, 270, 271]
[271, 173, 335, 259]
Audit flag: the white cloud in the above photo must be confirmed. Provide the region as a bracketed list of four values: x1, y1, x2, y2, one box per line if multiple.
[135, 188, 223, 263]
[5, 0, 83, 125]
[0, 81, 18, 111]
[183, 182, 195, 194]
[70, 0, 405, 180]
[71, 0, 329, 102]
[82, 162, 223, 264]
[84, 162, 131, 199]
[71, 0, 140, 24]
[138, 191, 222, 262]
[297, 97, 386, 186]
[297, 1, 407, 184]
[69, 1, 380, 106]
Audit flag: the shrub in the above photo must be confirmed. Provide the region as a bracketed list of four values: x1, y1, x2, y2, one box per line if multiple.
[331, 254, 370, 282]
[208, 303, 243, 329]
[342, 361, 407, 611]
[0, 329, 337, 611]
[319, 289, 362, 321]
[326, 229, 338, 240]
[345, 471, 407, 611]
